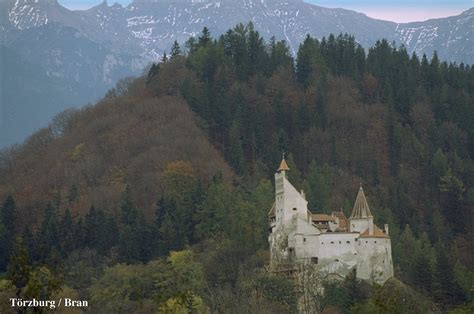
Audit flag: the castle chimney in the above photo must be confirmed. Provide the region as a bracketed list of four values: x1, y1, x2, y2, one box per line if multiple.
[301, 190, 305, 199]
[384, 224, 389, 236]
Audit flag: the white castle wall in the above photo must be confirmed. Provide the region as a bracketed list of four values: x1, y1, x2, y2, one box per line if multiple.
[356, 237, 394, 284]
[275, 171, 309, 227]
[316, 233, 358, 261]
[292, 232, 360, 277]
[349, 217, 373, 233]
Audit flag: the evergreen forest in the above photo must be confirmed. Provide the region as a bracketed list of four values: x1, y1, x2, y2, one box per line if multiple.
[0, 23, 473, 313]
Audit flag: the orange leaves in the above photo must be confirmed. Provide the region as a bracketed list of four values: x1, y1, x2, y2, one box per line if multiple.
[163, 161, 196, 180]
[70, 143, 85, 161]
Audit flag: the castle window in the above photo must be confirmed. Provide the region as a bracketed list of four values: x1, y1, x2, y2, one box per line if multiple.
[334, 259, 339, 262]
[366, 241, 368, 243]
[375, 241, 377, 243]
[311, 257, 318, 264]
[330, 241, 334, 244]
[321, 242, 324, 245]
[293, 207, 297, 211]
[303, 238, 306, 243]
[339, 241, 341, 244]
[346, 241, 350, 244]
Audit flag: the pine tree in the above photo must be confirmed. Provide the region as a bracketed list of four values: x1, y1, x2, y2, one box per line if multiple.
[117, 187, 147, 262]
[1, 195, 16, 234]
[118, 224, 140, 262]
[161, 51, 168, 63]
[147, 63, 160, 82]
[67, 185, 79, 203]
[37, 202, 60, 260]
[22, 226, 34, 261]
[0, 196, 16, 271]
[0, 222, 8, 271]
[250, 179, 273, 249]
[269, 36, 292, 73]
[228, 121, 245, 174]
[431, 148, 449, 181]
[296, 35, 317, 88]
[120, 186, 138, 226]
[439, 169, 466, 232]
[198, 27, 211, 47]
[170, 40, 182, 61]
[411, 233, 434, 292]
[185, 37, 198, 54]
[432, 244, 465, 307]
[395, 225, 416, 280]
[286, 153, 302, 190]
[307, 161, 333, 212]
[84, 206, 117, 252]
[7, 237, 31, 292]
[60, 208, 75, 254]
[160, 210, 180, 253]
[195, 182, 233, 240]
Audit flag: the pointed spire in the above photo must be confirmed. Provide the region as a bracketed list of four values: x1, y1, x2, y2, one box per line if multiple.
[277, 154, 290, 172]
[350, 186, 372, 219]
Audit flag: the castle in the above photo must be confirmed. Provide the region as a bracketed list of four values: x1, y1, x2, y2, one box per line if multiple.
[268, 157, 394, 284]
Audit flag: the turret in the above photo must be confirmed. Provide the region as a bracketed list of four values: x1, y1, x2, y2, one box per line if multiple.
[277, 157, 290, 176]
[349, 186, 374, 234]
[274, 156, 308, 227]
[274, 157, 289, 227]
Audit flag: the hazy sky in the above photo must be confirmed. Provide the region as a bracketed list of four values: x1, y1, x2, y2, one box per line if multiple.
[59, 0, 473, 23]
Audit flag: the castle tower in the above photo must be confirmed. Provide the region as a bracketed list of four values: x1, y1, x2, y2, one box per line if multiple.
[274, 157, 289, 227]
[349, 186, 374, 234]
[274, 156, 308, 227]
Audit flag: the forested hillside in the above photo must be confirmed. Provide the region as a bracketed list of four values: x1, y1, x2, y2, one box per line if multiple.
[0, 23, 473, 312]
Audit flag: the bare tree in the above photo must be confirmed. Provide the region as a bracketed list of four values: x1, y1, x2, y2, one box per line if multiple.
[0, 144, 18, 174]
[49, 107, 78, 138]
[296, 263, 329, 314]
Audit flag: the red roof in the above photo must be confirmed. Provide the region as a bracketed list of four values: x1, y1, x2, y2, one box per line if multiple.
[277, 158, 290, 172]
[332, 211, 349, 232]
[359, 225, 389, 238]
[312, 214, 335, 222]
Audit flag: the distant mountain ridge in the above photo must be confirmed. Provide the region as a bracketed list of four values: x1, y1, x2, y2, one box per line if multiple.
[3, 0, 472, 63]
[1, 0, 473, 147]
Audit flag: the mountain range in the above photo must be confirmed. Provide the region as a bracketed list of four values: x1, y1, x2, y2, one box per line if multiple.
[1, 0, 473, 147]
